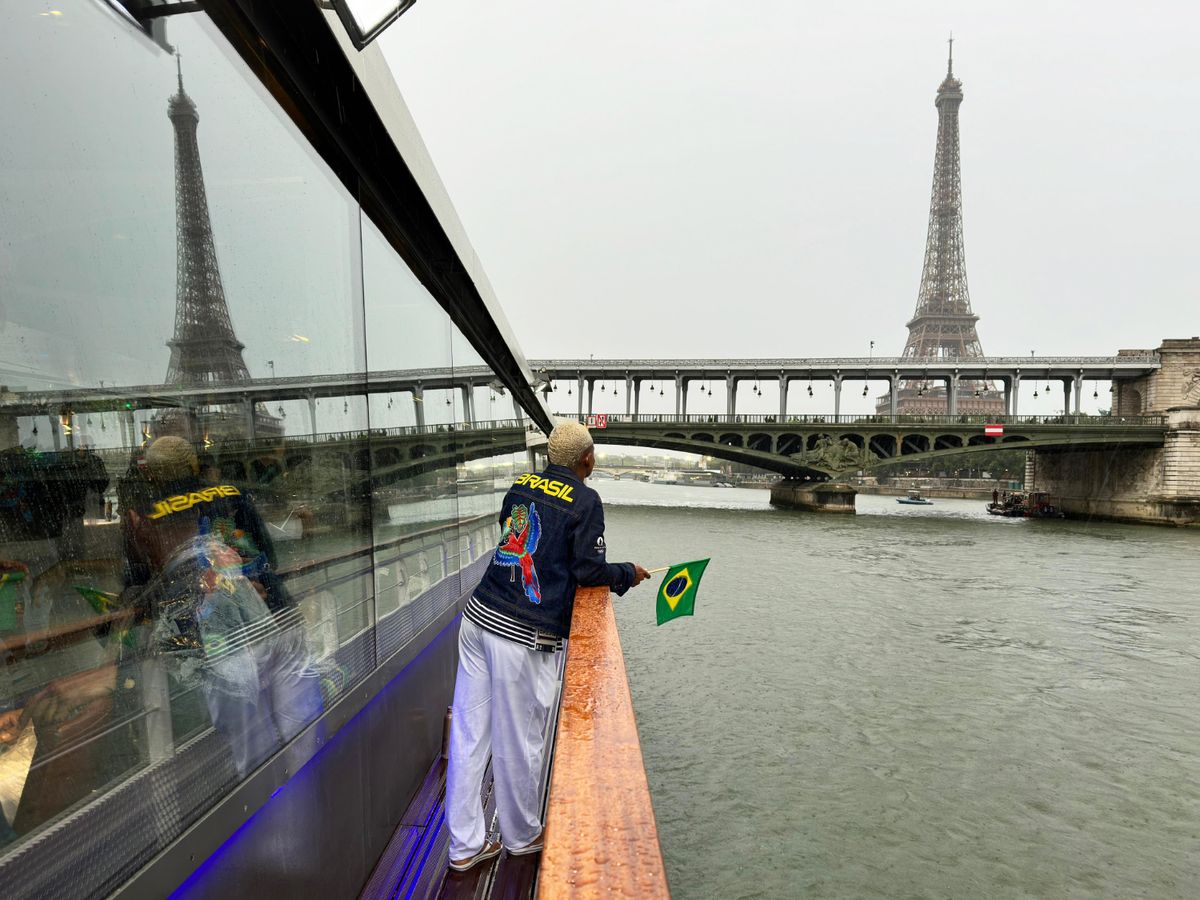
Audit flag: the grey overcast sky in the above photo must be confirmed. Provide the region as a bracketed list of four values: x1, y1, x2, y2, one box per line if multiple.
[381, 1, 1200, 363]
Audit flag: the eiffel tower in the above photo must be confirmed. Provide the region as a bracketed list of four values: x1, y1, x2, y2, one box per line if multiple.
[885, 39, 1004, 415]
[156, 55, 279, 439]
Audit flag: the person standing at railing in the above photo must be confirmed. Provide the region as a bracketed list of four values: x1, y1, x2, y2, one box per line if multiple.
[446, 420, 650, 872]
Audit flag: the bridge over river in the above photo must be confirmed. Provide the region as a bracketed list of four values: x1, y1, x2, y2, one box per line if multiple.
[572, 413, 1167, 480]
[3, 340, 1197, 523]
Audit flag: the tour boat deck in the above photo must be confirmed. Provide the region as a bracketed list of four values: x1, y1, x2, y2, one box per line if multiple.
[359, 757, 540, 900]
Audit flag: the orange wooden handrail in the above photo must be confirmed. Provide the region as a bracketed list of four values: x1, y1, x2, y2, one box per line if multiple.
[538, 585, 670, 898]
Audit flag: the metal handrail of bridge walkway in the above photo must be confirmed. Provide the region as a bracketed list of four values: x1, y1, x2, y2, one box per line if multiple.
[0, 356, 1162, 418]
[561, 413, 1168, 427]
[531, 355, 1161, 377]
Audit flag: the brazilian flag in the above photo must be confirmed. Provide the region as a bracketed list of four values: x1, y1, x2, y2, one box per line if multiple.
[656, 559, 710, 626]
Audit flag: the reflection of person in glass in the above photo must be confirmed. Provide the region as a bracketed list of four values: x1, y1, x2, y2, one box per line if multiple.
[121, 436, 322, 775]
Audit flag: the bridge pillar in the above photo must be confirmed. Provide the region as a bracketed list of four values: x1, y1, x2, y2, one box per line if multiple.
[587, 379, 595, 416]
[307, 392, 318, 435]
[121, 409, 136, 447]
[1073, 375, 1083, 416]
[947, 374, 959, 416]
[833, 375, 842, 419]
[0, 415, 15, 450]
[888, 375, 898, 422]
[461, 385, 475, 425]
[1010, 373, 1021, 417]
[770, 480, 856, 514]
[726, 375, 736, 418]
[0, 387, 17, 449]
[412, 387, 425, 428]
[48, 413, 62, 451]
[626, 376, 634, 417]
[244, 397, 258, 443]
[778, 376, 788, 420]
[632, 379, 641, 416]
[577, 375, 584, 417]
[677, 377, 686, 417]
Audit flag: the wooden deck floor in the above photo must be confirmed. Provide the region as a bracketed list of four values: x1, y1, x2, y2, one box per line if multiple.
[358, 757, 541, 900]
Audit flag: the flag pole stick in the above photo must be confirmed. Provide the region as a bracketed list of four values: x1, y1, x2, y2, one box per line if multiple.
[646, 566, 671, 575]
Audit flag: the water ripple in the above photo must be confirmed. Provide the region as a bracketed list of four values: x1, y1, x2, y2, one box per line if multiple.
[606, 487, 1200, 900]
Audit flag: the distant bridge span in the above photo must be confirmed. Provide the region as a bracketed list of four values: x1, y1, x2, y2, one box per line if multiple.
[533, 356, 1160, 418]
[70, 414, 1167, 487]
[575, 413, 1167, 480]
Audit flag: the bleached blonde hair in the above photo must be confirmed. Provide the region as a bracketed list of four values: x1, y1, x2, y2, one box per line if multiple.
[547, 420, 594, 467]
[145, 435, 199, 482]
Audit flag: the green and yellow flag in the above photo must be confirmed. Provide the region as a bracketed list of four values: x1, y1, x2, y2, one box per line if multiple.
[656, 559, 710, 626]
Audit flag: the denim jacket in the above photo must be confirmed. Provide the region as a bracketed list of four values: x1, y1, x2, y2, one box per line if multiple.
[472, 464, 634, 638]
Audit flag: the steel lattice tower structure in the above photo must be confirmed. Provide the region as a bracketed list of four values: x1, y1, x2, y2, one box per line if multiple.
[157, 56, 279, 439]
[165, 56, 251, 385]
[889, 40, 1004, 415]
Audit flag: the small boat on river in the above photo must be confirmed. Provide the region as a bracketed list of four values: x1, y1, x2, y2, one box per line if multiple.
[986, 491, 1063, 518]
[897, 488, 934, 505]
[986, 500, 1025, 517]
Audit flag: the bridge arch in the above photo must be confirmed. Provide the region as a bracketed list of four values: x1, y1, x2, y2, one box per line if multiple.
[589, 416, 1166, 483]
[776, 433, 803, 456]
[218, 459, 247, 480]
[374, 446, 402, 468]
[747, 432, 773, 453]
[868, 434, 896, 459]
[589, 431, 830, 480]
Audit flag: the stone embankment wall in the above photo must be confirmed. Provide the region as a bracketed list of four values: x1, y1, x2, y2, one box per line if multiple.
[1028, 408, 1200, 526]
[855, 484, 995, 501]
[1029, 338, 1200, 526]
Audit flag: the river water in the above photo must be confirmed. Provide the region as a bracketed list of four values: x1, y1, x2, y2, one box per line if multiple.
[594, 481, 1200, 899]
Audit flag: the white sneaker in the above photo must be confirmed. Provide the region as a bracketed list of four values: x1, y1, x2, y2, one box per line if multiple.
[449, 839, 502, 872]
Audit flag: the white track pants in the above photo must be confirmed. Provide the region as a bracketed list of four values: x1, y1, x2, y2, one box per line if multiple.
[446, 617, 558, 858]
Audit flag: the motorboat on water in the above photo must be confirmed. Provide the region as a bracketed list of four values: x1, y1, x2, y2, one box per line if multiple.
[986, 491, 1062, 518]
[897, 488, 933, 505]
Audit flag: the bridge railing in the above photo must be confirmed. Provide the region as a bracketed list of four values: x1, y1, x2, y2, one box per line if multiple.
[557, 413, 1167, 428]
[76, 419, 531, 461]
[535, 355, 1161, 369]
[209, 418, 529, 452]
